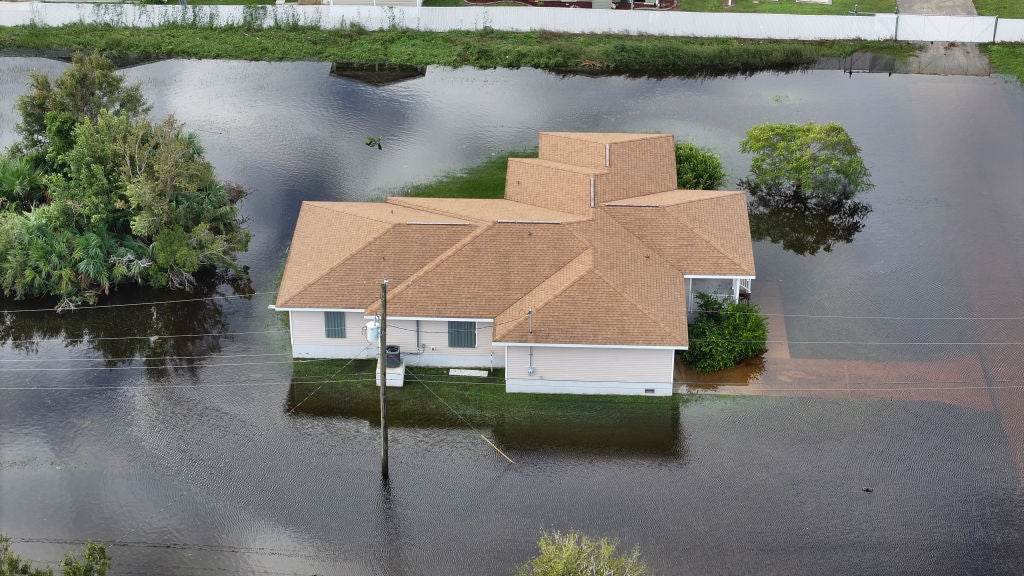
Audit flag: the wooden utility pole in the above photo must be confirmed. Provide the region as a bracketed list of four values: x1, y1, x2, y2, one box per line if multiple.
[379, 279, 389, 480]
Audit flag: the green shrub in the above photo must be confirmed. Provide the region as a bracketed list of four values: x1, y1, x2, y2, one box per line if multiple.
[517, 531, 653, 576]
[674, 142, 726, 190]
[681, 293, 768, 373]
[0, 536, 110, 576]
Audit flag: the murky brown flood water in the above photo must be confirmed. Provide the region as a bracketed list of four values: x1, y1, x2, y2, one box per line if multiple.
[1, 59, 1023, 575]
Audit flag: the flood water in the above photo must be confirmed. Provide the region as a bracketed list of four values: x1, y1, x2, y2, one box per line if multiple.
[1, 59, 1024, 575]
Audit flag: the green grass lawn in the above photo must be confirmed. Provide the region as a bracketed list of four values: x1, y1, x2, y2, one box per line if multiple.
[985, 44, 1024, 83]
[973, 0, 1024, 18]
[400, 150, 535, 199]
[289, 360, 686, 451]
[677, 0, 895, 15]
[0, 24, 917, 78]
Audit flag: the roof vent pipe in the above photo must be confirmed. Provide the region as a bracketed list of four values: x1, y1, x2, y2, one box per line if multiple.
[590, 178, 595, 208]
[605, 143, 610, 167]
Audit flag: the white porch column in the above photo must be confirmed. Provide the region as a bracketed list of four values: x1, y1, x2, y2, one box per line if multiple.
[732, 278, 740, 303]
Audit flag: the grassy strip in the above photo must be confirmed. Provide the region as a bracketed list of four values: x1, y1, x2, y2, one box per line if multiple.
[677, 0, 895, 15]
[973, 0, 1024, 18]
[985, 44, 1024, 83]
[0, 24, 916, 77]
[401, 150, 535, 199]
[289, 360, 685, 446]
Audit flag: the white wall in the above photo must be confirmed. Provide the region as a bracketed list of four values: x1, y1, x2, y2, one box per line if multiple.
[289, 311, 503, 367]
[1, 4, 1022, 43]
[896, 14, 997, 43]
[996, 18, 1024, 43]
[504, 345, 675, 396]
[291, 310, 377, 358]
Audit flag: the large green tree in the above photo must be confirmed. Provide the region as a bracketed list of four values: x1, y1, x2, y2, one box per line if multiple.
[739, 122, 873, 201]
[1, 54, 249, 307]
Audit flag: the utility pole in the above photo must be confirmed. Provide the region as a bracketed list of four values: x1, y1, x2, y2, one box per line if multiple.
[379, 279, 389, 480]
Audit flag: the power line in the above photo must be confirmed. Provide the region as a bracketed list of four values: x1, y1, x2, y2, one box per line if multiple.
[0, 291, 276, 314]
[0, 359, 317, 372]
[0, 352, 292, 363]
[0, 329, 288, 345]
[405, 369, 515, 464]
[109, 344, 375, 547]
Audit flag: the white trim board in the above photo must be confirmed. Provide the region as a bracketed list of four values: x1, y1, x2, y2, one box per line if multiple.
[683, 275, 755, 280]
[497, 342, 686, 350]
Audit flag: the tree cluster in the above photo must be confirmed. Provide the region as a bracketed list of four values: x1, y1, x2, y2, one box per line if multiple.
[0, 54, 249, 307]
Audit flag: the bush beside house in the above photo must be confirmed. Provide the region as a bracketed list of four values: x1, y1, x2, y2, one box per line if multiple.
[681, 293, 769, 373]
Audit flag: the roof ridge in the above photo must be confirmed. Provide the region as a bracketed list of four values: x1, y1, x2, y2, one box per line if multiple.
[364, 222, 491, 313]
[512, 157, 610, 176]
[589, 266, 686, 344]
[329, 200, 471, 227]
[278, 204, 394, 306]
[492, 249, 593, 340]
[663, 203, 751, 274]
[385, 197, 489, 224]
[662, 189, 742, 205]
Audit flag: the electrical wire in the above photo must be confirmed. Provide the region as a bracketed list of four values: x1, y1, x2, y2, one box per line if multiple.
[0, 291, 275, 314]
[0, 359, 317, 372]
[1, 285, 1020, 322]
[0, 329, 289, 345]
[0, 351, 293, 363]
[404, 369, 515, 464]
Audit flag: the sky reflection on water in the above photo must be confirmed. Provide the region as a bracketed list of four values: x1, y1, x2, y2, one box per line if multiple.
[1, 59, 1024, 575]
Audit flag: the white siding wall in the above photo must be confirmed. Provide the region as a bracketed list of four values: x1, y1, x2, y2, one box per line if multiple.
[289, 312, 504, 367]
[505, 346, 675, 396]
[291, 311, 376, 358]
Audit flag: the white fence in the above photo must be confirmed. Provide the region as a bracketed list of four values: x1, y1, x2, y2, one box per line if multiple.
[0, 3, 1021, 43]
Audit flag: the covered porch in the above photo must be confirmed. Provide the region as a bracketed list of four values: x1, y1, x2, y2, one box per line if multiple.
[685, 276, 752, 316]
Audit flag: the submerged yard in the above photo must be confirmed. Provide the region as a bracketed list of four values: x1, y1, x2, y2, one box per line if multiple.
[1, 59, 1023, 574]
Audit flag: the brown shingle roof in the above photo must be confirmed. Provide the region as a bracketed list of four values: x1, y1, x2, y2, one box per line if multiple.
[277, 132, 754, 349]
[496, 272, 685, 347]
[386, 197, 586, 223]
[279, 223, 477, 309]
[368, 223, 589, 318]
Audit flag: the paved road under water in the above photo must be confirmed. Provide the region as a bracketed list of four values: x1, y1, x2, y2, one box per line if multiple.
[1, 59, 1023, 575]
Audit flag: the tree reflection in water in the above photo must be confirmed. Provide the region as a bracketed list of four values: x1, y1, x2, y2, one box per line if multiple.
[0, 268, 253, 379]
[745, 182, 873, 256]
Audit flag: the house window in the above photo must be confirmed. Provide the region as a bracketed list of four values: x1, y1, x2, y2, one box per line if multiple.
[448, 321, 476, 348]
[324, 312, 346, 339]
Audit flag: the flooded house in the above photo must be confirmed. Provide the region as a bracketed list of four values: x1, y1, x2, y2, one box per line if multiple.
[272, 132, 755, 396]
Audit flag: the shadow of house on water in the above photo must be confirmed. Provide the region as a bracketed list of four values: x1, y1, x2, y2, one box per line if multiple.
[287, 368, 685, 459]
